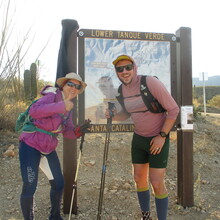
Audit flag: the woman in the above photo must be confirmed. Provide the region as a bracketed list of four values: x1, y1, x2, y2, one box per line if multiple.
[19, 72, 87, 220]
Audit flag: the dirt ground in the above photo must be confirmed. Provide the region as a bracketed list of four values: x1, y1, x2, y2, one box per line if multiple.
[0, 114, 220, 220]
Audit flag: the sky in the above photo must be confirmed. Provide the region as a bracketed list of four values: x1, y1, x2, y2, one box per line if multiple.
[4, 0, 220, 82]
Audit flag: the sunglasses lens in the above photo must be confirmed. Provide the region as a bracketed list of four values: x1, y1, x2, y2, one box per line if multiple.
[66, 81, 81, 90]
[116, 64, 133, 72]
[75, 84, 81, 90]
[125, 64, 133, 71]
[116, 66, 124, 72]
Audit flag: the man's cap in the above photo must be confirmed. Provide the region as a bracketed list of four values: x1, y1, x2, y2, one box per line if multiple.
[112, 55, 134, 66]
[56, 72, 87, 94]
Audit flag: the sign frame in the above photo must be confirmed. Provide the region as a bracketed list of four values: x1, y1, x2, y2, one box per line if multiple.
[78, 28, 178, 132]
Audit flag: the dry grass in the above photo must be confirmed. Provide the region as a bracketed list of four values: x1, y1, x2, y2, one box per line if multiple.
[0, 101, 28, 131]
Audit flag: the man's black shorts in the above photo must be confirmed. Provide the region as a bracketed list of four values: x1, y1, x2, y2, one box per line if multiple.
[131, 133, 170, 168]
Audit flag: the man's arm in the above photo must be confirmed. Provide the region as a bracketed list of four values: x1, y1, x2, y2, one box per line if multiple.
[160, 117, 177, 135]
[112, 110, 130, 121]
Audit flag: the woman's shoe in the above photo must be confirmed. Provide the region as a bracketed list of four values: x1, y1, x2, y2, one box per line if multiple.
[141, 211, 152, 220]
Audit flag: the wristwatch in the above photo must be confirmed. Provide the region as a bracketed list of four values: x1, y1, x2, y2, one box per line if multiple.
[159, 131, 167, 138]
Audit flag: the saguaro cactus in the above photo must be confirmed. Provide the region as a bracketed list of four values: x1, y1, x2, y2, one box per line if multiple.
[24, 69, 31, 100]
[23, 63, 38, 100]
[30, 63, 37, 99]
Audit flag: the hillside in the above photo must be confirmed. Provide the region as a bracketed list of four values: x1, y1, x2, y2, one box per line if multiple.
[193, 75, 220, 86]
[193, 86, 220, 101]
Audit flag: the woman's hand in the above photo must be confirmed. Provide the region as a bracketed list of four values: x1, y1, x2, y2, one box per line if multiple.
[64, 94, 74, 111]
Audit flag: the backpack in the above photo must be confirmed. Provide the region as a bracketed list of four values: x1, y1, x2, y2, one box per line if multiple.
[116, 75, 166, 114]
[15, 99, 57, 136]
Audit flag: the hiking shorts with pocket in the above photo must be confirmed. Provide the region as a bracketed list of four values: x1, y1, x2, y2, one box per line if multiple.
[131, 132, 170, 168]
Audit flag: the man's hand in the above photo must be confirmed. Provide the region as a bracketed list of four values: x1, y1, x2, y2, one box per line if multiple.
[105, 108, 116, 118]
[150, 135, 166, 155]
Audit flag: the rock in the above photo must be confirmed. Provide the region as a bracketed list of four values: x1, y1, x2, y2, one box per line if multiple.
[84, 160, 96, 167]
[3, 149, 15, 157]
[5, 208, 16, 213]
[122, 182, 132, 190]
[8, 144, 15, 150]
[109, 189, 117, 194]
[2, 144, 17, 157]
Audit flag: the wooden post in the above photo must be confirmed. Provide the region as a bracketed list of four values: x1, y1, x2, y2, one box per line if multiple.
[56, 19, 79, 214]
[63, 20, 79, 214]
[176, 27, 194, 207]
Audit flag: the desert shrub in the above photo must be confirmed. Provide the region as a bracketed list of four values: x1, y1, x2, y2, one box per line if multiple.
[208, 95, 220, 108]
[193, 98, 200, 108]
[193, 106, 202, 119]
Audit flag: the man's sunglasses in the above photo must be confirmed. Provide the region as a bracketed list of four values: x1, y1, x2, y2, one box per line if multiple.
[115, 64, 134, 73]
[66, 81, 81, 90]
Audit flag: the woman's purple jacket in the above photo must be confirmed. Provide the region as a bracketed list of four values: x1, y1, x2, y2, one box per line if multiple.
[19, 86, 77, 154]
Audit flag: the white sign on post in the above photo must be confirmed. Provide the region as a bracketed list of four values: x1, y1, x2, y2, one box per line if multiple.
[199, 72, 208, 81]
[181, 106, 194, 130]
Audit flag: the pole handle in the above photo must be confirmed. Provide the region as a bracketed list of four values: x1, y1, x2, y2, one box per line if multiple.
[108, 102, 115, 117]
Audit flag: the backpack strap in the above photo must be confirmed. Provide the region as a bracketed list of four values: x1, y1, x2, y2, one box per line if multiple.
[116, 76, 166, 114]
[140, 75, 166, 113]
[24, 97, 58, 136]
[59, 110, 72, 125]
[35, 127, 58, 136]
[115, 84, 129, 114]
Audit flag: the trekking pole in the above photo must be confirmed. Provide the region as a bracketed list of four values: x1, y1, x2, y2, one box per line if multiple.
[97, 102, 115, 220]
[68, 119, 91, 220]
[68, 133, 85, 220]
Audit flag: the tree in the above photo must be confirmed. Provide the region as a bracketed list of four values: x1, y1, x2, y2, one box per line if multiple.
[0, 0, 55, 130]
[0, 0, 33, 103]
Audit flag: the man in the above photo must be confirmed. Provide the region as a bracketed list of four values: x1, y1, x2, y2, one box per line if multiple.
[106, 55, 179, 220]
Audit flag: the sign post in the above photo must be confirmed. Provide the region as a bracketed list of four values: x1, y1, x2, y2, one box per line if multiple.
[176, 27, 194, 207]
[199, 72, 208, 116]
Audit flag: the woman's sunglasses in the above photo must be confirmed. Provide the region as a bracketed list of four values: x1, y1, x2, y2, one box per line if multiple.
[66, 81, 81, 90]
[115, 64, 134, 73]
